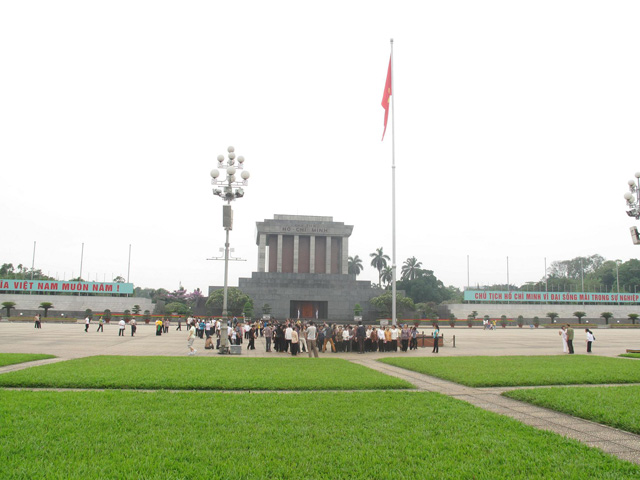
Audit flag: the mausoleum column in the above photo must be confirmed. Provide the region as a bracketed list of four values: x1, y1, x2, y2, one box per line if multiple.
[293, 235, 299, 273]
[277, 234, 283, 273]
[258, 234, 267, 272]
[341, 236, 348, 274]
[325, 236, 332, 274]
[310, 236, 316, 273]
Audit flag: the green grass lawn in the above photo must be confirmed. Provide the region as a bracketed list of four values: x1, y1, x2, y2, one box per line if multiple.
[620, 353, 640, 359]
[0, 353, 55, 367]
[379, 355, 640, 387]
[504, 385, 640, 435]
[0, 356, 411, 390]
[1, 390, 637, 479]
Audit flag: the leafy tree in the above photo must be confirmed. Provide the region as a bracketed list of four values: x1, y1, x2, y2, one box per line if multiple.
[39, 302, 54, 317]
[396, 270, 451, 304]
[2, 301, 16, 316]
[415, 302, 438, 320]
[517, 315, 524, 327]
[151, 288, 169, 304]
[628, 313, 639, 325]
[533, 316, 540, 327]
[132, 305, 141, 315]
[548, 254, 605, 279]
[369, 291, 414, 318]
[123, 309, 132, 321]
[401, 257, 423, 281]
[166, 286, 188, 304]
[164, 302, 189, 315]
[449, 313, 457, 327]
[369, 247, 390, 286]
[600, 312, 613, 325]
[206, 288, 250, 316]
[243, 300, 254, 319]
[354, 303, 363, 316]
[113, 276, 126, 283]
[546, 312, 559, 323]
[143, 310, 151, 323]
[573, 311, 586, 324]
[348, 255, 364, 276]
[0, 263, 54, 281]
[186, 288, 205, 310]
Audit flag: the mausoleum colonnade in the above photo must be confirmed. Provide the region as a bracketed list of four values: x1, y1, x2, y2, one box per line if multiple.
[255, 215, 352, 275]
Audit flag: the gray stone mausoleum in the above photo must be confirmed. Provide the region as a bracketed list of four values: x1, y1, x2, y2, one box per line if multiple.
[239, 215, 382, 322]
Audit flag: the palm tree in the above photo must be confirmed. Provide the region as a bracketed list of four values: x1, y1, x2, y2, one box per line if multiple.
[370, 248, 390, 286]
[2, 301, 16, 317]
[573, 311, 586, 324]
[348, 255, 364, 276]
[401, 256, 423, 281]
[39, 302, 54, 317]
[381, 266, 393, 287]
[600, 312, 613, 325]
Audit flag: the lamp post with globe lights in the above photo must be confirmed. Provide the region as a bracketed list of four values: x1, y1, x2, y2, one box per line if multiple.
[210, 146, 250, 352]
[624, 172, 640, 245]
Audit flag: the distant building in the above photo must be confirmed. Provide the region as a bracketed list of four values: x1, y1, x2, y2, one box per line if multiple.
[237, 215, 382, 322]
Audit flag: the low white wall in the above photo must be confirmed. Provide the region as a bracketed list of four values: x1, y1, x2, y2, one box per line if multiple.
[0, 293, 154, 313]
[447, 303, 639, 321]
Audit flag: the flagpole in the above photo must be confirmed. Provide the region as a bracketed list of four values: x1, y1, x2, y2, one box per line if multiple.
[390, 38, 397, 327]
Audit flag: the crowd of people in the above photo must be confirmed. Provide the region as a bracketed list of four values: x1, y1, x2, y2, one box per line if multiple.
[178, 317, 430, 357]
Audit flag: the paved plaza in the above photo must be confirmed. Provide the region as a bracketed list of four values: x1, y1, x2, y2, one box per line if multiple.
[2, 321, 640, 465]
[0, 321, 637, 360]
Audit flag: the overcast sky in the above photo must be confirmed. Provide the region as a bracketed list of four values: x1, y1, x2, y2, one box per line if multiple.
[2, 1, 640, 294]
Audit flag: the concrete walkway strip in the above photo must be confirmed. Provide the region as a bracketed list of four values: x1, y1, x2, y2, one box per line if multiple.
[350, 357, 640, 466]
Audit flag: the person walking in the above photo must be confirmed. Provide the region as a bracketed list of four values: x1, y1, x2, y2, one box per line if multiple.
[176, 316, 182, 331]
[130, 318, 137, 337]
[84, 316, 90, 333]
[432, 324, 440, 353]
[118, 318, 126, 336]
[585, 328, 595, 353]
[306, 321, 319, 358]
[566, 324, 575, 354]
[96, 317, 104, 333]
[247, 326, 256, 350]
[187, 321, 197, 355]
[34, 314, 41, 329]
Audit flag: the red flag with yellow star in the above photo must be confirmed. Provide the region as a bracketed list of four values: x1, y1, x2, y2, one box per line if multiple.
[381, 57, 392, 141]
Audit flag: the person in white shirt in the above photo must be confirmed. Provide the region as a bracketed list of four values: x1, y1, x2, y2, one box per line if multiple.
[187, 322, 197, 355]
[377, 327, 385, 352]
[306, 322, 319, 358]
[284, 325, 293, 353]
[390, 326, 399, 352]
[118, 319, 125, 337]
[585, 328, 595, 353]
[342, 327, 352, 352]
[84, 316, 90, 333]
